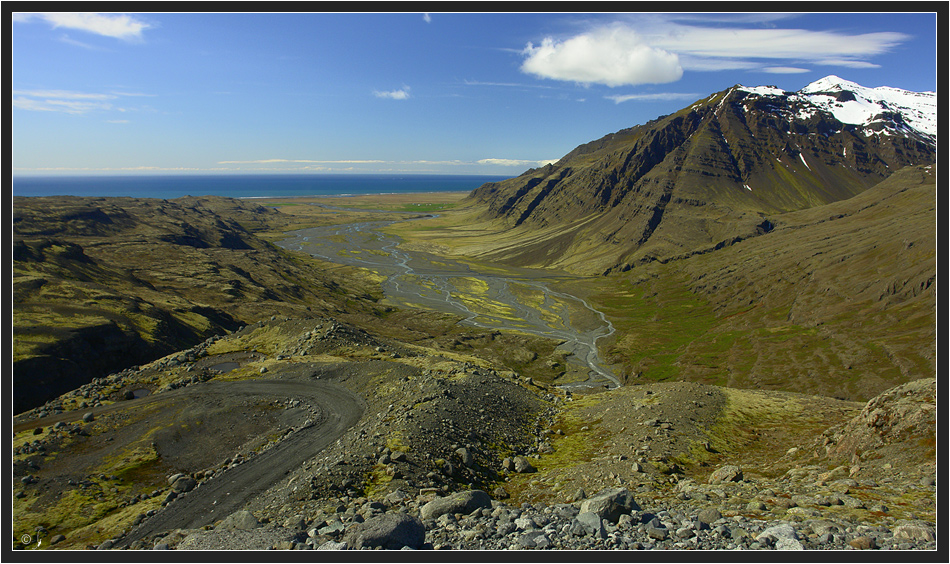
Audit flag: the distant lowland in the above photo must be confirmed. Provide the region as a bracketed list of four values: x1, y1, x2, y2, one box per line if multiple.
[12, 76, 937, 551]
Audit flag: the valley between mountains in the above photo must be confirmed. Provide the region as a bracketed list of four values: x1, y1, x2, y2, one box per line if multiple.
[11, 77, 937, 552]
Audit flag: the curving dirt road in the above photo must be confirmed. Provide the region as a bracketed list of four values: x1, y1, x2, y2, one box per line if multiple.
[103, 378, 365, 545]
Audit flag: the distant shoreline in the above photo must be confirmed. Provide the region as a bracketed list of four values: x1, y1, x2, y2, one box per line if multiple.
[11, 174, 505, 199]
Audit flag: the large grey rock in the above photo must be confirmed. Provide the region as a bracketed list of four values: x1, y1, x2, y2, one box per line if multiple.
[216, 510, 261, 531]
[171, 476, 197, 493]
[513, 456, 535, 473]
[575, 512, 606, 538]
[696, 506, 722, 524]
[707, 464, 743, 484]
[756, 523, 798, 542]
[342, 512, 425, 550]
[420, 489, 492, 521]
[578, 488, 640, 523]
[893, 524, 936, 542]
[456, 447, 474, 467]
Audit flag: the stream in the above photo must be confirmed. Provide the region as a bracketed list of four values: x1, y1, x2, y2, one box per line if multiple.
[276, 217, 619, 389]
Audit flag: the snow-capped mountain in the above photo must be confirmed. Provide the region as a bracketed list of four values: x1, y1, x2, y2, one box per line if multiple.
[739, 75, 936, 143]
[467, 76, 936, 274]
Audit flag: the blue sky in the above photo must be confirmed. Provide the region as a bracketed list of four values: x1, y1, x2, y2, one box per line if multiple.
[10, 10, 939, 176]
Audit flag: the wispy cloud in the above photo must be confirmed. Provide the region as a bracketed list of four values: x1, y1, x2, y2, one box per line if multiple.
[605, 92, 702, 104]
[13, 12, 152, 41]
[477, 158, 558, 167]
[520, 18, 910, 85]
[423, 13, 432, 24]
[12, 89, 148, 115]
[217, 157, 557, 169]
[217, 159, 387, 165]
[373, 87, 411, 100]
[762, 66, 810, 74]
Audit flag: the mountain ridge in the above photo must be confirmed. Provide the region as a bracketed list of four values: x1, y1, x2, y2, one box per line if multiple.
[464, 76, 936, 275]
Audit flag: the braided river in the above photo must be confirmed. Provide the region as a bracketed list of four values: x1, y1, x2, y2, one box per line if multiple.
[277, 217, 619, 389]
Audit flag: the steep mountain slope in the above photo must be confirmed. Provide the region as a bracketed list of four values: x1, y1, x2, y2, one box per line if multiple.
[464, 77, 936, 275]
[596, 163, 936, 402]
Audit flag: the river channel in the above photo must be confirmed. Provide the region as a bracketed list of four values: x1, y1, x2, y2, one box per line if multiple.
[276, 216, 619, 389]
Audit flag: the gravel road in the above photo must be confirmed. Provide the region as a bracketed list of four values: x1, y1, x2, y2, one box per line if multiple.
[113, 379, 365, 545]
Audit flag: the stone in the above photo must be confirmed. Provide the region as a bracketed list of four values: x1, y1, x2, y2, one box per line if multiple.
[776, 537, 805, 550]
[82, 412, 95, 423]
[696, 506, 722, 525]
[216, 510, 261, 531]
[513, 455, 535, 473]
[49, 534, 66, 545]
[756, 523, 798, 542]
[575, 512, 606, 538]
[893, 524, 936, 542]
[849, 536, 877, 550]
[317, 540, 347, 550]
[579, 488, 640, 523]
[171, 476, 197, 493]
[342, 512, 425, 550]
[647, 525, 669, 541]
[420, 489, 492, 521]
[707, 464, 743, 484]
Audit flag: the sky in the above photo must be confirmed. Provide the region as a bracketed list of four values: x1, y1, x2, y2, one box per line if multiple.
[10, 10, 940, 176]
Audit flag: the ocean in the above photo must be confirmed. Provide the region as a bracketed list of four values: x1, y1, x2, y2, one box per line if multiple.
[11, 174, 510, 200]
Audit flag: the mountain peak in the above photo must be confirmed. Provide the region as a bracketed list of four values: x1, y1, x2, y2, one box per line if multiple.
[734, 76, 937, 140]
[800, 74, 863, 94]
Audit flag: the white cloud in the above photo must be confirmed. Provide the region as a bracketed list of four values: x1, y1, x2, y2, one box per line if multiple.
[520, 19, 910, 84]
[477, 158, 558, 167]
[605, 92, 702, 104]
[762, 66, 810, 74]
[423, 13, 432, 24]
[815, 59, 881, 69]
[521, 26, 683, 87]
[11, 89, 149, 115]
[373, 87, 411, 100]
[14, 12, 151, 41]
[217, 159, 387, 165]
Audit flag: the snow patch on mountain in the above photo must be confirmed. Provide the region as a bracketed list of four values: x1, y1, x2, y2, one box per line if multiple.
[738, 75, 936, 141]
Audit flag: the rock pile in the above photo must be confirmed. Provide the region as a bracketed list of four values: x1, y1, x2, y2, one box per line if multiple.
[124, 485, 936, 551]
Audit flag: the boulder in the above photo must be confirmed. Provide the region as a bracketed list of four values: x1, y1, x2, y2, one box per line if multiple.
[707, 464, 743, 484]
[513, 456, 536, 473]
[342, 512, 425, 550]
[456, 447, 474, 467]
[575, 512, 606, 538]
[216, 510, 261, 531]
[171, 476, 197, 493]
[696, 506, 722, 525]
[420, 489, 492, 521]
[579, 488, 640, 523]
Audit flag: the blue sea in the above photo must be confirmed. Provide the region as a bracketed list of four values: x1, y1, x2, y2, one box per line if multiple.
[11, 174, 509, 200]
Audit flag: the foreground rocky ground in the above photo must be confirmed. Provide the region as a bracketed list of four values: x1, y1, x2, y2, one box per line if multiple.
[12, 315, 937, 552]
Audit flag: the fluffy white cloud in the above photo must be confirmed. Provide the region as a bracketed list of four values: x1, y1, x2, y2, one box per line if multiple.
[14, 12, 151, 41]
[520, 19, 910, 84]
[374, 87, 411, 100]
[521, 27, 683, 87]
